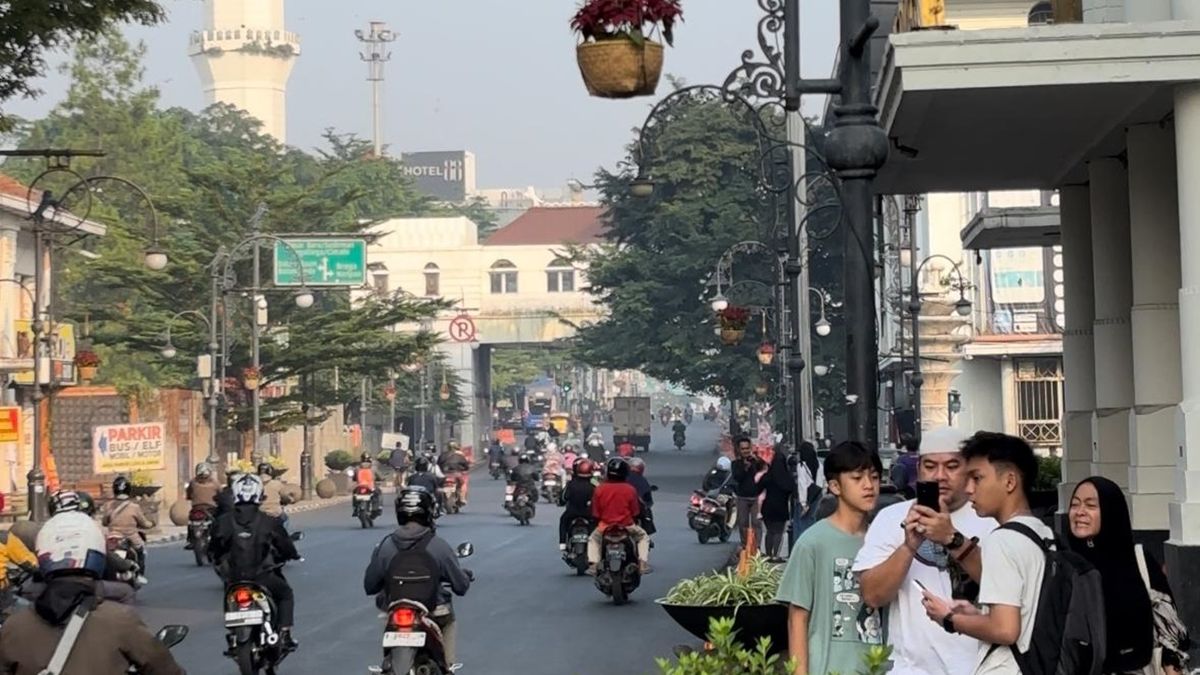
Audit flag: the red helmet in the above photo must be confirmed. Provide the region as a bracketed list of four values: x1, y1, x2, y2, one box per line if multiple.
[572, 458, 593, 478]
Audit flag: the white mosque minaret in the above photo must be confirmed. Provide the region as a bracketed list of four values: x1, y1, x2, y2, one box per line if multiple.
[188, 0, 300, 142]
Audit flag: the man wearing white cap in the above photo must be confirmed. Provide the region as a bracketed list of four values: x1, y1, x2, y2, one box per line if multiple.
[851, 427, 997, 675]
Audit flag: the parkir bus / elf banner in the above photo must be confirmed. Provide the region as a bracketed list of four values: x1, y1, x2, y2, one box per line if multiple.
[92, 422, 166, 474]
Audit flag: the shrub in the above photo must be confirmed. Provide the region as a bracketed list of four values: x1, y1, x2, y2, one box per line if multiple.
[324, 450, 355, 472]
[1034, 454, 1062, 491]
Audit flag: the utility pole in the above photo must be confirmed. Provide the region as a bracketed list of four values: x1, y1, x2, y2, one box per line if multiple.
[355, 21, 397, 158]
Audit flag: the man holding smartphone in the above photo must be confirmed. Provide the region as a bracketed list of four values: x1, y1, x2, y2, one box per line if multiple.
[851, 426, 996, 675]
[730, 436, 767, 550]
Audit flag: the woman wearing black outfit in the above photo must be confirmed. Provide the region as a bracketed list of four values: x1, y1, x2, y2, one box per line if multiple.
[759, 444, 797, 560]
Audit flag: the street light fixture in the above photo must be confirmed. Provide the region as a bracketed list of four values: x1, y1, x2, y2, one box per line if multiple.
[143, 245, 169, 271]
[814, 364, 831, 377]
[629, 171, 655, 199]
[814, 318, 832, 337]
[294, 288, 315, 309]
[710, 293, 729, 313]
[160, 344, 177, 359]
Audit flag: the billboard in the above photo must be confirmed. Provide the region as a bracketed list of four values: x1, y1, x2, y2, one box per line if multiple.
[92, 422, 166, 474]
[400, 151, 475, 202]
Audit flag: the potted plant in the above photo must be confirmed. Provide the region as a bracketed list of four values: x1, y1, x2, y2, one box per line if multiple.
[242, 366, 261, 391]
[718, 306, 750, 345]
[75, 350, 101, 383]
[571, 0, 682, 99]
[265, 454, 288, 478]
[756, 342, 776, 366]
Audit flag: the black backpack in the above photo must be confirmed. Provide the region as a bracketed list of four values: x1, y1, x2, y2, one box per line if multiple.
[225, 515, 267, 582]
[384, 531, 442, 611]
[994, 521, 1106, 675]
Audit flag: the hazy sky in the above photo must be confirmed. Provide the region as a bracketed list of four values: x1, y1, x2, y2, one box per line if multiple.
[7, 0, 839, 189]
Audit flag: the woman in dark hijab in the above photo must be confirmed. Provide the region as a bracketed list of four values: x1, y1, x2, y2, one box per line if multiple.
[1068, 476, 1184, 674]
[760, 444, 797, 561]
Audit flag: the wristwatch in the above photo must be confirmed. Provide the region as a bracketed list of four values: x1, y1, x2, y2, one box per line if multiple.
[946, 531, 965, 550]
[942, 613, 957, 634]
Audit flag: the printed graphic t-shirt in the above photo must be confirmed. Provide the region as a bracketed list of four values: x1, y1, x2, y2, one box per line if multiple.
[777, 519, 883, 675]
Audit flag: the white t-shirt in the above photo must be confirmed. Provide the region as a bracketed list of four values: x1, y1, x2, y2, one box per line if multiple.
[974, 515, 1053, 675]
[852, 499, 996, 675]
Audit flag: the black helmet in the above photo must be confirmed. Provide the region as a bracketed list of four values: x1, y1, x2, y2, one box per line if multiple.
[518, 452, 531, 464]
[414, 458, 430, 473]
[76, 491, 96, 516]
[395, 487, 435, 527]
[606, 457, 629, 481]
[112, 475, 132, 497]
[360, 452, 372, 464]
[257, 462, 275, 478]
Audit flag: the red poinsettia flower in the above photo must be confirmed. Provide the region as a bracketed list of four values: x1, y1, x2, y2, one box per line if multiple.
[570, 0, 683, 46]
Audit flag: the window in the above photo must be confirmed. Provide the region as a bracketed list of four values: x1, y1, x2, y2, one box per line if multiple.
[1028, 1, 1053, 25]
[372, 273, 389, 296]
[489, 260, 518, 294]
[424, 263, 440, 296]
[546, 257, 576, 293]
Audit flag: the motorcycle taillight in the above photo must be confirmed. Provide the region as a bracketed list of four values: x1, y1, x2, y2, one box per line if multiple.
[690, 494, 702, 507]
[390, 607, 417, 629]
[231, 587, 254, 609]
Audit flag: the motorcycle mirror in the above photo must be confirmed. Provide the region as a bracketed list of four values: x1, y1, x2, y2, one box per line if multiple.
[456, 542, 474, 558]
[651, 485, 659, 492]
[155, 625, 189, 648]
[290, 531, 305, 542]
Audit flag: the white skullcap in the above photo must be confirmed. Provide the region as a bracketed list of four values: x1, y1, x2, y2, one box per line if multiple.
[919, 426, 970, 456]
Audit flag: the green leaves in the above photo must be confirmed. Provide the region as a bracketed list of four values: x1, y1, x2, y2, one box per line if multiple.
[655, 616, 795, 675]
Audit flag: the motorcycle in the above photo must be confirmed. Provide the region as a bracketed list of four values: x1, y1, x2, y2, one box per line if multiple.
[106, 535, 147, 591]
[673, 432, 686, 451]
[353, 485, 379, 528]
[222, 532, 304, 675]
[703, 408, 718, 422]
[687, 489, 736, 544]
[504, 481, 535, 526]
[585, 440, 606, 461]
[441, 473, 465, 515]
[562, 517, 592, 576]
[187, 504, 216, 566]
[659, 410, 670, 427]
[488, 460, 504, 480]
[594, 525, 641, 605]
[369, 543, 474, 675]
[683, 408, 694, 424]
[540, 472, 563, 504]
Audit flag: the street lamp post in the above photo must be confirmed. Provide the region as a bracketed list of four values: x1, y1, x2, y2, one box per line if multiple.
[159, 309, 219, 467]
[907, 253, 972, 438]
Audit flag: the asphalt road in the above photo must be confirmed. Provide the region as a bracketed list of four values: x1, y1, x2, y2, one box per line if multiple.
[136, 419, 730, 675]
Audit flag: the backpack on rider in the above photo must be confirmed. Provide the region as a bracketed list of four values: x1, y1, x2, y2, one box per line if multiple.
[384, 530, 442, 612]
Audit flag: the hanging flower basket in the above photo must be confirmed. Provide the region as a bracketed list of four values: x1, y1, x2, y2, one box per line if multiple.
[756, 342, 776, 366]
[718, 306, 750, 345]
[242, 366, 261, 391]
[720, 328, 745, 346]
[571, 0, 681, 99]
[74, 350, 100, 383]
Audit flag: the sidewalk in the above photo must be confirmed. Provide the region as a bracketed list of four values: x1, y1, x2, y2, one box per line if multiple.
[145, 490, 381, 546]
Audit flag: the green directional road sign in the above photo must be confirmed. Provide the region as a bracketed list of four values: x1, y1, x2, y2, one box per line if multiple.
[273, 238, 367, 286]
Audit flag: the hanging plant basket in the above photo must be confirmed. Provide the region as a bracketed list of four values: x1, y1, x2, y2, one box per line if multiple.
[74, 349, 100, 384]
[242, 366, 261, 392]
[78, 365, 97, 383]
[576, 39, 664, 99]
[720, 328, 745, 346]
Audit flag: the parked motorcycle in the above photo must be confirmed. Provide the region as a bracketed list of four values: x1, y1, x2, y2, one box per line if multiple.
[687, 489, 736, 544]
[441, 473, 465, 515]
[369, 543, 474, 675]
[562, 517, 592, 576]
[186, 504, 215, 567]
[222, 532, 304, 675]
[594, 525, 641, 605]
[504, 482, 535, 526]
[540, 472, 563, 504]
[353, 485, 379, 528]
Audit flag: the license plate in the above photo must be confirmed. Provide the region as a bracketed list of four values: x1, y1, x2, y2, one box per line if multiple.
[571, 534, 589, 543]
[505, 494, 514, 502]
[694, 515, 711, 527]
[355, 494, 371, 500]
[383, 631, 427, 648]
[224, 610, 264, 627]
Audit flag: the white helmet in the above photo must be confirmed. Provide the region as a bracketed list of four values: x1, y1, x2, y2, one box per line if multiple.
[36, 512, 107, 579]
[232, 474, 265, 505]
[716, 456, 732, 472]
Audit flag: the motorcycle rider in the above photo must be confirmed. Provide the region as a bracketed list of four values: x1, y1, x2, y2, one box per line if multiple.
[486, 436, 504, 474]
[0, 512, 185, 674]
[209, 473, 301, 651]
[437, 441, 471, 507]
[627, 457, 656, 535]
[353, 452, 383, 518]
[185, 462, 220, 551]
[672, 419, 687, 448]
[542, 443, 565, 479]
[558, 458, 596, 552]
[407, 458, 443, 500]
[100, 476, 152, 575]
[45, 490, 141, 604]
[363, 488, 471, 668]
[258, 462, 291, 524]
[616, 438, 635, 458]
[214, 469, 245, 519]
[509, 452, 540, 500]
[587, 458, 651, 576]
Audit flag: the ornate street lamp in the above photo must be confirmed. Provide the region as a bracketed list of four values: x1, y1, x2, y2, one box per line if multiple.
[757, 342, 776, 366]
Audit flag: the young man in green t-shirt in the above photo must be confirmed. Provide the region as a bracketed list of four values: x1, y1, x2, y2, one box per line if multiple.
[777, 441, 884, 675]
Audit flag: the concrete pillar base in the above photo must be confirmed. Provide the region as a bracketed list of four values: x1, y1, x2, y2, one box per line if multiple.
[1091, 410, 1131, 488]
[1129, 406, 1177, 530]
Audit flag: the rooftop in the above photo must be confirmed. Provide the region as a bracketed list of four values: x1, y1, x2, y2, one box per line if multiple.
[483, 206, 608, 247]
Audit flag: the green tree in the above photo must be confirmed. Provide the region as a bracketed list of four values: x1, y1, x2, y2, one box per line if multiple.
[0, 0, 164, 130]
[490, 346, 572, 400]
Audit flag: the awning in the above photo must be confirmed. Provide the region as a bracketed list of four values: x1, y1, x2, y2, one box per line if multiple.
[961, 205, 1060, 250]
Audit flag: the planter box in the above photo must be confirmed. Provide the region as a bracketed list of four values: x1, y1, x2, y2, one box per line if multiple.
[658, 601, 788, 654]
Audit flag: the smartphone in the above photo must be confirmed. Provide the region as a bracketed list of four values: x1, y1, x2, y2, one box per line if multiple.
[916, 481, 940, 510]
[912, 579, 928, 593]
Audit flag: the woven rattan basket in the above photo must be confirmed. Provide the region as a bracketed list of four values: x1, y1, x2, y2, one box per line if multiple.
[576, 39, 664, 99]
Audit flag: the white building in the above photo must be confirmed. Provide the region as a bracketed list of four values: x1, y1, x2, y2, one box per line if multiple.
[189, 0, 300, 142]
[871, 0, 1200, 627]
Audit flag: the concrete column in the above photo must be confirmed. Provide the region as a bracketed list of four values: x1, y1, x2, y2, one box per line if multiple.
[1127, 0, 1171, 21]
[1126, 124, 1182, 532]
[1059, 185, 1096, 511]
[1087, 158, 1134, 487]
[1173, 0, 1200, 20]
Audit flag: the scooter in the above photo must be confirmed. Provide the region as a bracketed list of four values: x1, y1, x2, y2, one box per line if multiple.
[562, 517, 592, 576]
[369, 543, 474, 675]
[187, 504, 216, 567]
[353, 485, 380, 528]
[222, 532, 304, 675]
[594, 525, 641, 605]
[488, 460, 504, 480]
[687, 489, 736, 544]
[540, 472, 563, 504]
[504, 482, 535, 526]
[106, 535, 148, 591]
[441, 473, 465, 515]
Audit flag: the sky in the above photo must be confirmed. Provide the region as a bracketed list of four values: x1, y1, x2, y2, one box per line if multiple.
[6, 0, 839, 190]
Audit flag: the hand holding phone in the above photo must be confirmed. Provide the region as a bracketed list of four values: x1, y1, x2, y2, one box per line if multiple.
[916, 481, 940, 511]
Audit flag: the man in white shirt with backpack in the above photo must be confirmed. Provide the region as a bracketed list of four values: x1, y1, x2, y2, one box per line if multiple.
[854, 426, 995, 675]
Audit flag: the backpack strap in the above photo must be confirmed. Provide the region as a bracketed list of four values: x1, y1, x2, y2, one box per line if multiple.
[997, 520, 1051, 551]
[38, 600, 92, 675]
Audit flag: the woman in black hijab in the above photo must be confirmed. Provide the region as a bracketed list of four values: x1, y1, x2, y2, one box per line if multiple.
[1067, 476, 1184, 674]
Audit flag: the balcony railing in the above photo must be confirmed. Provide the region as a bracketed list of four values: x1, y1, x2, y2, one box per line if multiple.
[894, 0, 1081, 34]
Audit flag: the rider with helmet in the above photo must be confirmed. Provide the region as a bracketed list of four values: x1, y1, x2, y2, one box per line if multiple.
[0, 512, 185, 674]
[258, 462, 293, 523]
[47, 490, 140, 603]
[406, 458, 443, 499]
[509, 452, 540, 499]
[214, 469, 245, 519]
[101, 476, 152, 574]
[626, 457, 656, 535]
[363, 487, 472, 668]
[703, 456, 734, 493]
[436, 441, 471, 507]
[557, 458, 597, 551]
[587, 458, 651, 576]
[354, 452, 383, 518]
[209, 474, 301, 651]
[186, 462, 220, 508]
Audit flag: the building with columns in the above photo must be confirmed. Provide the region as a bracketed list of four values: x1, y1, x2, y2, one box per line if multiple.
[189, 0, 300, 142]
[873, 0, 1200, 629]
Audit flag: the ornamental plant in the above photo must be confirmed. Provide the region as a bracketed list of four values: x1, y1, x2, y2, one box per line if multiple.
[74, 350, 101, 367]
[571, 0, 683, 46]
[242, 366, 261, 380]
[718, 306, 751, 331]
